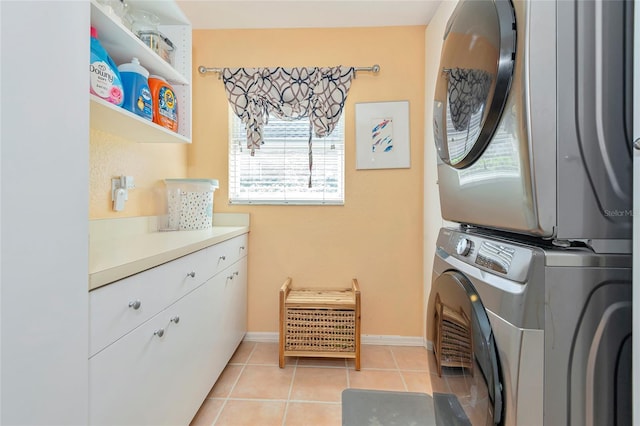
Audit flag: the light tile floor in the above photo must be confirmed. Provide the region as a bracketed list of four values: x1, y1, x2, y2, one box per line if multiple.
[190, 341, 433, 426]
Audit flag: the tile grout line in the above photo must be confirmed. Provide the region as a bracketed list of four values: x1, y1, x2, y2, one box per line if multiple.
[345, 357, 351, 390]
[287, 399, 341, 405]
[280, 356, 298, 426]
[390, 348, 410, 391]
[217, 396, 341, 404]
[212, 342, 257, 426]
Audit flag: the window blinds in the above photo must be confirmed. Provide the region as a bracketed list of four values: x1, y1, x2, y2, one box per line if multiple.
[228, 112, 345, 205]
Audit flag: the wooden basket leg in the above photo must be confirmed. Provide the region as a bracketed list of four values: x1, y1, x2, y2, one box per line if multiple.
[354, 278, 361, 371]
[279, 345, 285, 368]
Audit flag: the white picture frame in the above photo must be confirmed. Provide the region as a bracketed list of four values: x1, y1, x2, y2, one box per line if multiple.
[355, 101, 410, 170]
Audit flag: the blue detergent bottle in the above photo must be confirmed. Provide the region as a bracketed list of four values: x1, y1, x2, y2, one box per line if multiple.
[90, 27, 124, 106]
[118, 58, 154, 120]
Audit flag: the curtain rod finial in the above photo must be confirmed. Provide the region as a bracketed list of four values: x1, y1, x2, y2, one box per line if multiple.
[198, 66, 207, 74]
[372, 64, 380, 73]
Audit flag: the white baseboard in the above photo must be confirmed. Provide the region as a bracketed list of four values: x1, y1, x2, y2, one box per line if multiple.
[361, 335, 425, 346]
[244, 332, 429, 348]
[243, 332, 279, 343]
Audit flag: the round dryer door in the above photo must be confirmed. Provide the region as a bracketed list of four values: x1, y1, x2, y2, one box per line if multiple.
[433, 0, 516, 169]
[429, 270, 503, 425]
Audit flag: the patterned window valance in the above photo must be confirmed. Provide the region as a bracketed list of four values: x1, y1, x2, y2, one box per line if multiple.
[447, 68, 493, 131]
[222, 66, 355, 152]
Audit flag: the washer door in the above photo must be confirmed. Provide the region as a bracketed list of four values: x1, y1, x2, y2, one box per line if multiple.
[429, 270, 503, 425]
[433, 0, 516, 169]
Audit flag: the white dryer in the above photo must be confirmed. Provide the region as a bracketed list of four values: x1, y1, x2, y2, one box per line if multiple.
[427, 227, 632, 425]
[433, 0, 633, 252]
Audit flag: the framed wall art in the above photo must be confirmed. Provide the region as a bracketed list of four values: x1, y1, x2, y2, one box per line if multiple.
[355, 101, 410, 170]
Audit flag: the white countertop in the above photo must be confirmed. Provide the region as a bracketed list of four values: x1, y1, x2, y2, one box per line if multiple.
[89, 214, 250, 290]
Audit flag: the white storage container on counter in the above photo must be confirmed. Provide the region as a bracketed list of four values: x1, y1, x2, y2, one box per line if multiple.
[164, 179, 219, 230]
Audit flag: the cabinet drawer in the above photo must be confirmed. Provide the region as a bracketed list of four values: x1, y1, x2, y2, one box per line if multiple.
[202, 234, 248, 278]
[90, 246, 210, 356]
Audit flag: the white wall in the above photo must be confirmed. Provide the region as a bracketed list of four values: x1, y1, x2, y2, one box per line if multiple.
[423, 0, 457, 344]
[1, 2, 89, 424]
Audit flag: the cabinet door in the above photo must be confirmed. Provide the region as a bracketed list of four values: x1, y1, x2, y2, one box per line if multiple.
[221, 257, 248, 362]
[90, 277, 223, 426]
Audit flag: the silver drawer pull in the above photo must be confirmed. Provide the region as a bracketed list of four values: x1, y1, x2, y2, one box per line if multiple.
[187, 271, 196, 278]
[227, 274, 234, 280]
[128, 300, 141, 310]
[153, 328, 165, 338]
[219, 255, 226, 261]
[170, 315, 180, 324]
[233, 271, 239, 276]
[240, 246, 246, 251]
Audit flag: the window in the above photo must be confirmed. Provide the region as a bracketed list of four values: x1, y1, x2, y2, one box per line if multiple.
[229, 110, 345, 205]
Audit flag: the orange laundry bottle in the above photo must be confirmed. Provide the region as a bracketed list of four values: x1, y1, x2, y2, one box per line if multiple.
[148, 75, 178, 132]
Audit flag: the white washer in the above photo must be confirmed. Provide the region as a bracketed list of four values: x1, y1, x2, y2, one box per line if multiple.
[427, 227, 632, 425]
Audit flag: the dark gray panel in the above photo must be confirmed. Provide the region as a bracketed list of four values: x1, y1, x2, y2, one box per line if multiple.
[544, 268, 631, 426]
[556, 0, 633, 241]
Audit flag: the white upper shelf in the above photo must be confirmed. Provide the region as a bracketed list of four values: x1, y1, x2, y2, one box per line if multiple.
[90, 1, 189, 86]
[90, 95, 190, 144]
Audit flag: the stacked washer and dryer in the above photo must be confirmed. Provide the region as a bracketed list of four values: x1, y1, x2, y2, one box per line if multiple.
[426, 0, 633, 425]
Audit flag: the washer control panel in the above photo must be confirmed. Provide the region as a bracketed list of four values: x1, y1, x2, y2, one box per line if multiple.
[441, 228, 535, 283]
[475, 241, 516, 274]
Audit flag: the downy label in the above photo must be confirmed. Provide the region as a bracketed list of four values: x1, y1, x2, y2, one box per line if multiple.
[90, 61, 123, 105]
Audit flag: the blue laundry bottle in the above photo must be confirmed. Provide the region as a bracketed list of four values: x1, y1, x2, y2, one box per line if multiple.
[90, 27, 124, 106]
[118, 58, 153, 120]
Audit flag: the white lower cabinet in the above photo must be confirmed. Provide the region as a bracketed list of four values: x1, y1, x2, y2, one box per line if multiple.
[221, 257, 248, 363]
[89, 237, 248, 426]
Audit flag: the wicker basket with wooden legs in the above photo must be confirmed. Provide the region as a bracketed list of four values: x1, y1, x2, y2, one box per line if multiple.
[433, 293, 474, 377]
[279, 278, 361, 370]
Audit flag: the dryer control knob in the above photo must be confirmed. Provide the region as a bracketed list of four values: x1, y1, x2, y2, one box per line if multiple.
[456, 238, 473, 256]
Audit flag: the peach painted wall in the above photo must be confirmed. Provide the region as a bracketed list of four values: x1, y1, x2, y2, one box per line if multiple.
[89, 129, 188, 218]
[190, 26, 426, 337]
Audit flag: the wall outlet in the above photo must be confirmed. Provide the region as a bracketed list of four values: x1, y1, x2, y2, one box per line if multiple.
[111, 176, 134, 202]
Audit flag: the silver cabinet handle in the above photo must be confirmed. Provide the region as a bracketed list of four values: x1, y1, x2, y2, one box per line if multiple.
[240, 246, 246, 251]
[227, 274, 234, 280]
[128, 300, 141, 310]
[170, 316, 180, 324]
[634, 138, 640, 150]
[233, 271, 239, 276]
[187, 271, 196, 278]
[219, 255, 226, 261]
[153, 328, 165, 338]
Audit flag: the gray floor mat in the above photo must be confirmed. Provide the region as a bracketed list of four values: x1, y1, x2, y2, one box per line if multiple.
[341, 389, 472, 426]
